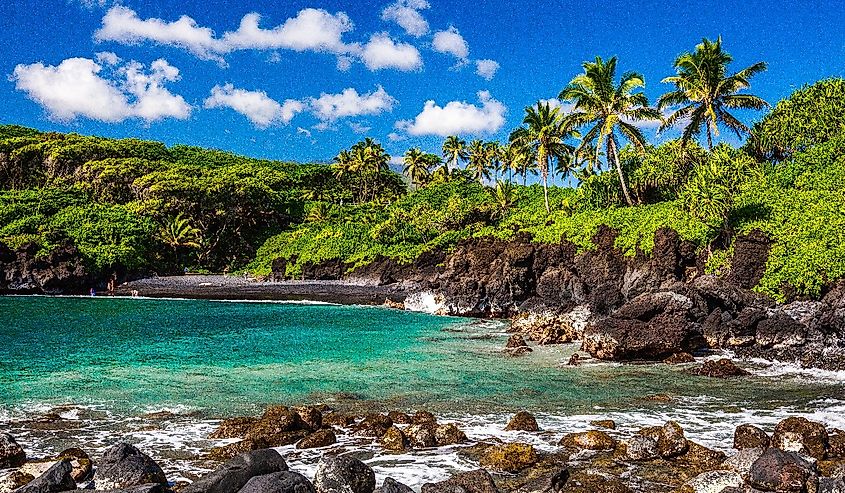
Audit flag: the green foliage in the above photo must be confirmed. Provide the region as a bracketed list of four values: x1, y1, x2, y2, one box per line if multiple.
[750, 78, 845, 160]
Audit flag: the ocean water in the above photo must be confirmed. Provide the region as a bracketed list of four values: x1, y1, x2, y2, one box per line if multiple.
[2, 296, 845, 488]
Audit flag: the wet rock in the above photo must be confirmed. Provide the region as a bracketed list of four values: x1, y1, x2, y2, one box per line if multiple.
[313, 456, 375, 493]
[678, 470, 743, 493]
[748, 448, 816, 492]
[386, 412, 411, 425]
[206, 439, 269, 461]
[95, 443, 167, 490]
[210, 418, 258, 439]
[567, 354, 581, 366]
[479, 443, 538, 473]
[724, 447, 765, 480]
[560, 471, 632, 493]
[687, 359, 750, 378]
[664, 352, 696, 364]
[734, 424, 770, 450]
[657, 421, 689, 458]
[57, 448, 92, 483]
[626, 436, 659, 461]
[505, 411, 540, 432]
[373, 478, 413, 493]
[772, 416, 829, 460]
[420, 469, 499, 493]
[291, 407, 323, 432]
[383, 299, 404, 310]
[296, 429, 336, 449]
[0, 471, 35, 493]
[829, 429, 845, 459]
[559, 431, 616, 451]
[248, 407, 303, 439]
[0, 433, 26, 469]
[509, 312, 581, 345]
[507, 346, 533, 357]
[237, 471, 315, 493]
[253, 431, 309, 449]
[405, 424, 437, 448]
[380, 427, 408, 452]
[411, 411, 437, 425]
[14, 459, 75, 493]
[183, 449, 288, 493]
[819, 477, 845, 493]
[353, 414, 392, 438]
[434, 424, 467, 446]
[676, 441, 728, 475]
[590, 420, 616, 430]
[582, 291, 703, 361]
[506, 334, 530, 348]
[322, 414, 354, 429]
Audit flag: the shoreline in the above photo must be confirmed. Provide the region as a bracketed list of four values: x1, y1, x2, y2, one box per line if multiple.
[112, 275, 409, 307]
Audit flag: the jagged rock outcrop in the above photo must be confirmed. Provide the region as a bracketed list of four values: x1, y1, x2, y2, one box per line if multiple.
[0, 241, 92, 295]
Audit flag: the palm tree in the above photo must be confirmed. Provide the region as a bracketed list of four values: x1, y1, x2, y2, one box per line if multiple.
[159, 213, 201, 255]
[442, 135, 469, 171]
[501, 142, 529, 183]
[658, 37, 768, 150]
[510, 102, 575, 212]
[493, 179, 515, 212]
[484, 141, 503, 181]
[306, 202, 332, 223]
[402, 147, 431, 188]
[559, 56, 661, 205]
[467, 140, 492, 184]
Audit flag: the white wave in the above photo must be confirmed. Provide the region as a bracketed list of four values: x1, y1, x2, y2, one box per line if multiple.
[403, 291, 446, 315]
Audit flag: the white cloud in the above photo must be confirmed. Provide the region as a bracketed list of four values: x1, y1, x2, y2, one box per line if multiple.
[381, 0, 430, 37]
[12, 57, 190, 123]
[360, 33, 422, 71]
[94, 6, 420, 72]
[296, 127, 312, 138]
[222, 9, 354, 55]
[204, 84, 304, 128]
[95, 51, 121, 65]
[95, 6, 225, 63]
[397, 90, 506, 137]
[309, 86, 397, 122]
[348, 121, 372, 134]
[475, 59, 499, 80]
[388, 132, 406, 142]
[432, 26, 468, 61]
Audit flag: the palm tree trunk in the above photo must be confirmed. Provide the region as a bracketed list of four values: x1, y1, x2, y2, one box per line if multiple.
[706, 125, 714, 151]
[608, 138, 633, 206]
[540, 151, 550, 212]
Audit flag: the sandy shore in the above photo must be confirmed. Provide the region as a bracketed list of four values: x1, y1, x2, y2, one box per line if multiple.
[114, 275, 407, 305]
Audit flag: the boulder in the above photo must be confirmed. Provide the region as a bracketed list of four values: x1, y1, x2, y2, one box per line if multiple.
[590, 420, 616, 430]
[559, 471, 632, 493]
[405, 424, 437, 449]
[657, 421, 689, 458]
[183, 449, 288, 493]
[386, 412, 411, 425]
[411, 411, 437, 425]
[0, 433, 26, 469]
[733, 424, 770, 450]
[819, 478, 845, 493]
[95, 443, 167, 490]
[207, 439, 269, 461]
[830, 429, 845, 459]
[57, 448, 92, 483]
[559, 431, 616, 451]
[626, 436, 659, 461]
[504, 411, 539, 432]
[772, 416, 829, 460]
[748, 448, 817, 492]
[210, 418, 258, 439]
[434, 424, 467, 446]
[236, 472, 315, 493]
[353, 414, 392, 438]
[380, 427, 408, 452]
[373, 478, 413, 493]
[679, 470, 743, 493]
[581, 292, 703, 361]
[664, 352, 696, 364]
[322, 414, 354, 429]
[296, 430, 336, 450]
[291, 407, 323, 432]
[506, 334, 530, 348]
[479, 443, 538, 473]
[247, 407, 304, 442]
[509, 312, 581, 345]
[14, 459, 75, 493]
[687, 359, 750, 378]
[313, 456, 375, 493]
[723, 447, 765, 480]
[420, 469, 499, 493]
[676, 441, 728, 475]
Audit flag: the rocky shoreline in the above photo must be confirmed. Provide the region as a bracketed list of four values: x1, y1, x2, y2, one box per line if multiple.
[4, 403, 845, 493]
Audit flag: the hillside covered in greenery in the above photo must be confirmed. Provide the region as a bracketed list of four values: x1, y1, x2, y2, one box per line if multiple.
[2, 39, 844, 302]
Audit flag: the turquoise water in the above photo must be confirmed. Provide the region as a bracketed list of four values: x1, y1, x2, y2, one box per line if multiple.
[2, 296, 842, 417]
[3, 296, 845, 485]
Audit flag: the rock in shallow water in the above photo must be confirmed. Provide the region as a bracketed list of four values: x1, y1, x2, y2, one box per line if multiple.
[296, 429, 336, 450]
[236, 472, 315, 493]
[748, 447, 816, 492]
[380, 427, 408, 452]
[687, 359, 750, 378]
[420, 469, 498, 493]
[479, 443, 538, 473]
[559, 431, 616, 451]
[772, 416, 829, 460]
[95, 443, 167, 490]
[733, 424, 770, 450]
[504, 411, 539, 432]
[373, 478, 413, 493]
[14, 459, 75, 493]
[313, 456, 375, 493]
[679, 470, 743, 493]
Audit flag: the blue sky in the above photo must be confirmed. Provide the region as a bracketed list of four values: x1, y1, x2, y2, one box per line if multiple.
[1, 0, 843, 163]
